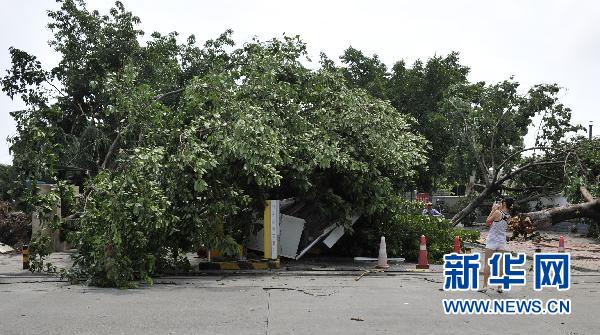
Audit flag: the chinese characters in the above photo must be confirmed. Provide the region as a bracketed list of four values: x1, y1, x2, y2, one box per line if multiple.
[443, 252, 570, 291]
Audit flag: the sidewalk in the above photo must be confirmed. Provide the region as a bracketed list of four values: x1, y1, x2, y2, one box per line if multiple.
[0, 251, 75, 277]
[281, 257, 442, 272]
[471, 228, 600, 272]
[1, 251, 442, 279]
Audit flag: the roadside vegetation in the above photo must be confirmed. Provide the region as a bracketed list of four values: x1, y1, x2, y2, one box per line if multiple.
[1, 0, 596, 287]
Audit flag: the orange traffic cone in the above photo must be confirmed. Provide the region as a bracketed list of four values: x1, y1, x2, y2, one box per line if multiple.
[558, 235, 565, 252]
[453, 236, 461, 253]
[377, 236, 390, 269]
[416, 235, 429, 269]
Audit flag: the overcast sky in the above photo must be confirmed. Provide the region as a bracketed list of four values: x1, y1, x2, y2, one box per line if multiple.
[0, 0, 598, 165]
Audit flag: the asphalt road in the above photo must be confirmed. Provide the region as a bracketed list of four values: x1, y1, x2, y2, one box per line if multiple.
[1, 270, 599, 335]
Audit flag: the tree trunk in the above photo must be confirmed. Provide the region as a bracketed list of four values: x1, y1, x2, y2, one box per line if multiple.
[580, 186, 594, 202]
[451, 185, 497, 226]
[524, 199, 600, 229]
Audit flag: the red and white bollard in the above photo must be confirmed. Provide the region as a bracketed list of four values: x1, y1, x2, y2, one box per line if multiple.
[416, 235, 429, 269]
[453, 236, 461, 254]
[558, 235, 565, 253]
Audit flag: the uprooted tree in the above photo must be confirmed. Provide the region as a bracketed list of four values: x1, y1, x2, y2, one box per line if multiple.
[2, 0, 427, 286]
[443, 80, 598, 227]
[327, 46, 598, 228]
[520, 137, 599, 228]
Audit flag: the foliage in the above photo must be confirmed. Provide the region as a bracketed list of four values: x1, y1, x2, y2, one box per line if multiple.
[3, 1, 585, 286]
[65, 148, 170, 286]
[440, 78, 584, 224]
[376, 199, 479, 262]
[2, 1, 427, 287]
[380, 215, 480, 262]
[560, 136, 600, 236]
[0, 201, 30, 247]
[28, 232, 55, 273]
[444, 81, 577, 186]
[25, 183, 69, 273]
[335, 44, 584, 226]
[339, 50, 470, 191]
[561, 137, 600, 202]
[337, 197, 479, 262]
[0, 165, 15, 201]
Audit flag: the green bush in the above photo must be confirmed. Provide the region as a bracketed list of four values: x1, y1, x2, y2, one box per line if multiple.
[66, 149, 171, 287]
[380, 214, 479, 263]
[340, 197, 480, 263]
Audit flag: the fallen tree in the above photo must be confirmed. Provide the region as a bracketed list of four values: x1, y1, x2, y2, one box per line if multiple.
[444, 85, 575, 225]
[519, 137, 599, 228]
[1, 1, 428, 286]
[443, 80, 596, 227]
[522, 186, 599, 229]
[449, 148, 565, 226]
[454, 137, 599, 228]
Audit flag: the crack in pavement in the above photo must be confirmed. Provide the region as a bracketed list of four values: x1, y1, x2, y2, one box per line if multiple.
[262, 287, 335, 297]
[422, 277, 443, 284]
[265, 291, 270, 335]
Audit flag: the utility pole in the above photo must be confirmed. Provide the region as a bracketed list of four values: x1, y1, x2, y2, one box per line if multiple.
[589, 121, 593, 140]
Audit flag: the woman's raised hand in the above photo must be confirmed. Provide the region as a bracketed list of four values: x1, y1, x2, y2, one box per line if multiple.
[491, 202, 500, 212]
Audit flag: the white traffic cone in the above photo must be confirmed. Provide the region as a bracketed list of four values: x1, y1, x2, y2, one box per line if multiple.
[377, 236, 390, 269]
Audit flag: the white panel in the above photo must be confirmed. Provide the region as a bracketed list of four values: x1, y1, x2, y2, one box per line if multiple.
[278, 215, 305, 258]
[296, 224, 337, 260]
[323, 225, 345, 248]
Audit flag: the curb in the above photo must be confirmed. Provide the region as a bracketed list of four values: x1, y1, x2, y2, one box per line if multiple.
[198, 259, 281, 271]
[282, 266, 441, 273]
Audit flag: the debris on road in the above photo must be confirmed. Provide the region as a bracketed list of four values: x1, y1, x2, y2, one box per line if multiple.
[354, 268, 385, 281]
[262, 287, 334, 297]
[0, 242, 14, 254]
[508, 215, 536, 240]
[475, 225, 600, 272]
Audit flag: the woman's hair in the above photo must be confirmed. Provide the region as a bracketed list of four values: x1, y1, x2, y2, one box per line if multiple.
[503, 197, 514, 210]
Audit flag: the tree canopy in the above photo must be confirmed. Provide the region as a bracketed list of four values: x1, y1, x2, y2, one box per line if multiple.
[2, 0, 427, 285]
[338, 49, 470, 191]
[333, 46, 592, 227]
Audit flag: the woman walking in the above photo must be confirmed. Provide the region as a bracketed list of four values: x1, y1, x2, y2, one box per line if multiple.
[479, 197, 513, 293]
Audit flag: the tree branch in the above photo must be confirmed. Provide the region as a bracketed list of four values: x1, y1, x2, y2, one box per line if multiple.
[99, 87, 182, 169]
[501, 185, 555, 193]
[101, 126, 128, 169]
[448, 99, 489, 181]
[496, 147, 562, 173]
[515, 192, 561, 205]
[580, 186, 595, 203]
[497, 160, 564, 185]
[489, 109, 510, 176]
[153, 88, 185, 101]
[519, 169, 562, 183]
[525, 198, 600, 228]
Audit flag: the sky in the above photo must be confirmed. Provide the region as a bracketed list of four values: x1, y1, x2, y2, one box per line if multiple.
[0, 0, 598, 165]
